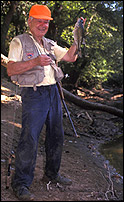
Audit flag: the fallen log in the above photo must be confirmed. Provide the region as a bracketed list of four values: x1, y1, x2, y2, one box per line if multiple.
[63, 88, 123, 118]
[1, 54, 8, 68]
[1, 53, 123, 118]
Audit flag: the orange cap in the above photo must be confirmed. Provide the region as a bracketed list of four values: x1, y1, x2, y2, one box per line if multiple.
[29, 5, 53, 20]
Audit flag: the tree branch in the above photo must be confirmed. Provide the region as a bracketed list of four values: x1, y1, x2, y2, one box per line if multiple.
[63, 88, 123, 118]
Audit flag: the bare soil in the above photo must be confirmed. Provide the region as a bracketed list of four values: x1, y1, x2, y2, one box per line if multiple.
[1, 78, 123, 201]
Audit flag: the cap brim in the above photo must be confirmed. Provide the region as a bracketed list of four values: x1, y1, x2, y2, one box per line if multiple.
[30, 15, 53, 20]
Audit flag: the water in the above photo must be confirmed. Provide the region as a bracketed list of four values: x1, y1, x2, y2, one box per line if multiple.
[99, 136, 123, 176]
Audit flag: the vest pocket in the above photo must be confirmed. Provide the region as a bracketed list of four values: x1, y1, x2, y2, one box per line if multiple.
[17, 68, 45, 85]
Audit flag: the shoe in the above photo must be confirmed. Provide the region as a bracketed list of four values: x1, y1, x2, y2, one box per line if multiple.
[42, 174, 72, 185]
[52, 174, 72, 185]
[13, 186, 34, 201]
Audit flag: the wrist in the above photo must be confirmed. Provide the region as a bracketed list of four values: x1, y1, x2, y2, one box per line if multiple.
[72, 41, 77, 46]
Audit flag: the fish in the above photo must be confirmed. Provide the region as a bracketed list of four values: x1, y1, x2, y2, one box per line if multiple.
[73, 17, 86, 58]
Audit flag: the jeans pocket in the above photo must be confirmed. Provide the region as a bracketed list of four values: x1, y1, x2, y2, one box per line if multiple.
[21, 87, 29, 98]
[21, 87, 45, 100]
[37, 86, 45, 96]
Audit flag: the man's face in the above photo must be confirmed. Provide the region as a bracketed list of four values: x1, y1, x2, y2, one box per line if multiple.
[28, 18, 49, 38]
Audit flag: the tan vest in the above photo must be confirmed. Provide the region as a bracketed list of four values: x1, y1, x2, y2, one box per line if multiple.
[11, 33, 57, 88]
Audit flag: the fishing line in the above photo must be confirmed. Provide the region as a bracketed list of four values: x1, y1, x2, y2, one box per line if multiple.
[5, 83, 19, 189]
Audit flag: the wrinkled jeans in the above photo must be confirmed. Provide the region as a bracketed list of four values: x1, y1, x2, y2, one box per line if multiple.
[12, 84, 64, 188]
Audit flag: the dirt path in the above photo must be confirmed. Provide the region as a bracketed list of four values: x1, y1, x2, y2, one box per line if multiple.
[1, 78, 123, 201]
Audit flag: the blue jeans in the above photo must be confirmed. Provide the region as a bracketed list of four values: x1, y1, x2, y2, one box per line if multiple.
[12, 84, 64, 188]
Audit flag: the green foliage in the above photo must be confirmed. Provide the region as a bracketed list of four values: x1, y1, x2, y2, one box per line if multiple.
[1, 1, 123, 88]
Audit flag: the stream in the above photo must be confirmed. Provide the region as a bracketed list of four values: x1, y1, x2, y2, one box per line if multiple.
[99, 136, 123, 176]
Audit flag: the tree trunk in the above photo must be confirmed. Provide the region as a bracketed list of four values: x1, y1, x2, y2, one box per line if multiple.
[1, 1, 19, 55]
[62, 88, 123, 118]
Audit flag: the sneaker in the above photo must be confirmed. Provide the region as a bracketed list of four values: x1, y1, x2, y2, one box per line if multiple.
[42, 174, 72, 185]
[13, 186, 34, 201]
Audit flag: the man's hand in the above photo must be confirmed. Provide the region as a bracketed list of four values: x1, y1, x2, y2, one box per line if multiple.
[80, 17, 86, 27]
[7, 54, 52, 76]
[37, 54, 52, 66]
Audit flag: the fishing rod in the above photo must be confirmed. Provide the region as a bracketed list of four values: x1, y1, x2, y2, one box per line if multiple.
[57, 82, 79, 138]
[6, 151, 15, 189]
[5, 84, 18, 189]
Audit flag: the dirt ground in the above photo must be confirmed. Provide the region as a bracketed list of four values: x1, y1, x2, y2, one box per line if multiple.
[1, 78, 123, 201]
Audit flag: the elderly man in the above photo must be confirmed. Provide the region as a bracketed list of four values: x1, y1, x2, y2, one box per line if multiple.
[7, 4, 78, 201]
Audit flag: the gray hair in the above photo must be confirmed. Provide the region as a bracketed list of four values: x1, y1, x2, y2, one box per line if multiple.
[29, 16, 34, 20]
[27, 16, 34, 27]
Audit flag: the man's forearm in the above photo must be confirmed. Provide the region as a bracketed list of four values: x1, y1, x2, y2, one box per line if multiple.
[68, 41, 78, 60]
[7, 54, 52, 77]
[7, 58, 39, 76]
[62, 42, 78, 62]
